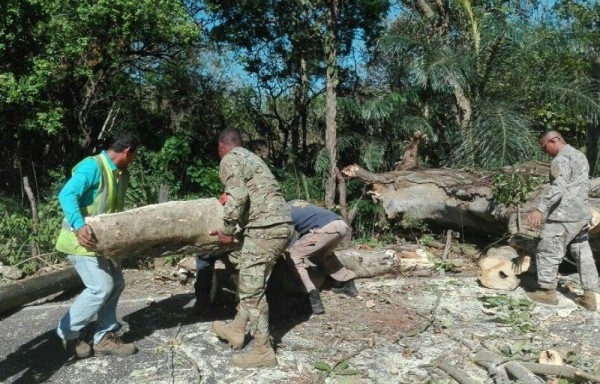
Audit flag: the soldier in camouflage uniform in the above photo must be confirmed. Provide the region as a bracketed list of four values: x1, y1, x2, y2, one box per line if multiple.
[526, 131, 598, 310]
[209, 128, 293, 368]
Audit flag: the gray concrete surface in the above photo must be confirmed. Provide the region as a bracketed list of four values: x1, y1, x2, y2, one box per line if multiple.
[2, 269, 600, 384]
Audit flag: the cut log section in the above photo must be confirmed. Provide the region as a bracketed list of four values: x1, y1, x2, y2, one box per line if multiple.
[86, 198, 239, 259]
[478, 246, 531, 290]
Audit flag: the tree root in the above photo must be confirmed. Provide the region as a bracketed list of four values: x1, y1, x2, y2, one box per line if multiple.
[435, 359, 480, 384]
[520, 362, 600, 383]
[472, 348, 600, 383]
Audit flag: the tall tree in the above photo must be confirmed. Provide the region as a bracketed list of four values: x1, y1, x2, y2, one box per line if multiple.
[204, 0, 389, 205]
[372, 0, 600, 169]
[0, 0, 199, 192]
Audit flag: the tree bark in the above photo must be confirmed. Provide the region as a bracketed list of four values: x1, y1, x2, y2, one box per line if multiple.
[341, 163, 600, 255]
[335, 167, 352, 247]
[0, 268, 82, 315]
[0, 247, 432, 314]
[588, 56, 600, 177]
[324, 0, 340, 209]
[333, 248, 434, 278]
[436, 360, 480, 384]
[86, 198, 238, 259]
[22, 176, 39, 225]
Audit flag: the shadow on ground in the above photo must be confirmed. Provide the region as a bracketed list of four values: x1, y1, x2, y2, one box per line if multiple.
[0, 330, 71, 384]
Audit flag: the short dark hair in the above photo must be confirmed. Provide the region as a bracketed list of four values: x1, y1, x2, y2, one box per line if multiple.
[108, 132, 141, 152]
[218, 128, 242, 147]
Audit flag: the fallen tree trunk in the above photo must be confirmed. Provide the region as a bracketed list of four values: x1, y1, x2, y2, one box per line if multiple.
[333, 248, 434, 278]
[341, 163, 600, 256]
[0, 267, 82, 314]
[0, 247, 436, 314]
[478, 246, 531, 290]
[87, 198, 239, 259]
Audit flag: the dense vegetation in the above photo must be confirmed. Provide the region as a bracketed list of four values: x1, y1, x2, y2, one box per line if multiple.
[1, 0, 599, 273]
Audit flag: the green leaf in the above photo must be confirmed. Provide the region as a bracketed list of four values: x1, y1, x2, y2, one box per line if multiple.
[314, 361, 332, 371]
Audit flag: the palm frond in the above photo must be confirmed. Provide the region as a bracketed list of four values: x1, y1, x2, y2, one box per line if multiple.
[410, 45, 472, 93]
[448, 101, 536, 168]
[314, 147, 330, 176]
[360, 140, 386, 172]
[399, 116, 437, 142]
[360, 92, 406, 121]
[533, 74, 600, 125]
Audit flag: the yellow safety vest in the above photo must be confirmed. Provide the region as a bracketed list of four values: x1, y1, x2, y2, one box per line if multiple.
[55, 154, 128, 256]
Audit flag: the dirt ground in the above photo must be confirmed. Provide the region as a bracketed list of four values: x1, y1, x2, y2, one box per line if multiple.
[2, 249, 600, 383]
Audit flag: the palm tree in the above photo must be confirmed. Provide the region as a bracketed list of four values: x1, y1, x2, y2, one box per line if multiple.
[371, 1, 600, 169]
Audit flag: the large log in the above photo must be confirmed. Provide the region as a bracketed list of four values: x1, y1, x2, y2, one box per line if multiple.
[0, 268, 82, 315]
[87, 198, 239, 259]
[333, 248, 434, 277]
[0, 247, 434, 314]
[342, 163, 600, 255]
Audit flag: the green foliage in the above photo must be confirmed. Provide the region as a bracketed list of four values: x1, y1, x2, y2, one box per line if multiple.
[400, 215, 429, 233]
[376, 1, 600, 169]
[0, 0, 201, 194]
[499, 340, 534, 358]
[433, 258, 463, 272]
[420, 234, 435, 246]
[126, 140, 222, 207]
[313, 360, 360, 379]
[279, 169, 322, 202]
[492, 167, 544, 206]
[351, 199, 395, 245]
[479, 294, 537, 334]
[0, 195, 63, 273]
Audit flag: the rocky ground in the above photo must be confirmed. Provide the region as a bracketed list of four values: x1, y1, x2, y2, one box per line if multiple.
[1, 252, 600, 383]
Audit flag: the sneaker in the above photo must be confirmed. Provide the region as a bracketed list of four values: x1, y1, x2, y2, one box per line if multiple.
[94, 332, 137, 357]
[62, 338, 92, 358]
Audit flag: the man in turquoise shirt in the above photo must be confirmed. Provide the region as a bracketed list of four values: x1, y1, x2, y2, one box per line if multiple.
[55, 132, 139, 358]
[59, 151, 121, 231]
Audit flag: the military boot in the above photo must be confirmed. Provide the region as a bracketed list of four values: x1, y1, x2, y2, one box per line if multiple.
[231, 332, 277, 368]
[331, 279, 359, 297]
[527, 289, 558, 305]
[574, 290, 597, 311]
[212, 311, 248, 349]
[307, 289, 325, 314]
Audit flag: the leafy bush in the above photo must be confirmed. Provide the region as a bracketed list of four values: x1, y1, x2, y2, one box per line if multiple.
[492, 168, 544, 207]
[126, 141, 223, 207]
[0, 195, 63, 274]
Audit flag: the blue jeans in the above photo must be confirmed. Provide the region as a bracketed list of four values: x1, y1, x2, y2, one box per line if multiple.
[56, 255, 125, 344]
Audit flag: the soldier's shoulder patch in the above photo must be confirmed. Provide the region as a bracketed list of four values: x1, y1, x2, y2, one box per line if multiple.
[550, 158, 565, 179]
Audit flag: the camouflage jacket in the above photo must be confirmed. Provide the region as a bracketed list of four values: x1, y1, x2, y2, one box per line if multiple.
[219, 147, 291, 235]
[538, 144, 591, 222]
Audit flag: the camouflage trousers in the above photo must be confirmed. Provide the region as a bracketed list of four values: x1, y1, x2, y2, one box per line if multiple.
[536, 219, 598, 290]
[235, 223, 292, 335]
[286, 220, 356, 293]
